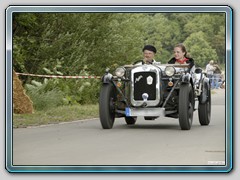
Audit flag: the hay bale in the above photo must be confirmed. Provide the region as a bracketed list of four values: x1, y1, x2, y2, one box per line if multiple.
[13, 70, 34, 114]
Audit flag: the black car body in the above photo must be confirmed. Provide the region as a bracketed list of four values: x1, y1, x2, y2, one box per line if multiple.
[99, 62, 211, 130]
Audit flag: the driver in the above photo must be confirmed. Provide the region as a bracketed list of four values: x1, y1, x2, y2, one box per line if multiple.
[168, 43, 194, 70]
[142, 45, 157, 64]
[134, 45, 157, 65]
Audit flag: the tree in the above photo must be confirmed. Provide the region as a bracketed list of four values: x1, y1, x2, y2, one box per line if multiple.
[134, 13, 183, 63]
[183, 13, 225, 64]
[184, 31, 218, 67]
[212, 25, 225, 64]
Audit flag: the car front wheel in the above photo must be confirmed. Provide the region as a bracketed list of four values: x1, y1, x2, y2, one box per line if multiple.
[99, 83, 116, 129]
[179, 84, 194, 130]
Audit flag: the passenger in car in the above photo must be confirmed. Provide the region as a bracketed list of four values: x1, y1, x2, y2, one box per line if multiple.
[168, 43, 195, 70]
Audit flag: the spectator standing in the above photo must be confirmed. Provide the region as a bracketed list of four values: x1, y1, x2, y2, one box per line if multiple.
[220, 71, 225, 89]
[212, 62, 222, 89]
[205, 60, 215, 89]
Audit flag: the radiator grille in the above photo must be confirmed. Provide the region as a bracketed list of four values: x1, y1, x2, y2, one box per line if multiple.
[133, 72, 156, 100]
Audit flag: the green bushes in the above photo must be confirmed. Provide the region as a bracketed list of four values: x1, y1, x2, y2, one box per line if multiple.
[25, 79, 64, 111]
[25, 77, 101, 111]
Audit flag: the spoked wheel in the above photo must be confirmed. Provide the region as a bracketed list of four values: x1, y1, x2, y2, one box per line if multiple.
[179, 84, 194, 130]
[198, 86, 211, 125]
[125, 117, 137, 125]
[99, 83, 116, 129]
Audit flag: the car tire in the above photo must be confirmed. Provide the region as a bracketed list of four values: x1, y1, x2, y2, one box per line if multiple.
[125, 117, 137, 125]
[99, 83, 116, 129]
[179, 84, 194, 130]
[198, 87, 211, 125]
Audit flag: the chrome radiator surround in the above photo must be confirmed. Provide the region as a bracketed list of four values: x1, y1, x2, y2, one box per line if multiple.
[130, 65, 161, 107]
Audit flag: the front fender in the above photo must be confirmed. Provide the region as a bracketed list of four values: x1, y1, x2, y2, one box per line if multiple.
[102, 73, 113, 84]
[181, 73, 191, 84]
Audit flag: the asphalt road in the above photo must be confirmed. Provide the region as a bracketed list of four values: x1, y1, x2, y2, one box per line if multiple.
[13, 89, 226, 166]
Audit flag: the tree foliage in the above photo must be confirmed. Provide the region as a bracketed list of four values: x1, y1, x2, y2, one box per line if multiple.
[13, 12, 225, 107]
[184, 31, 218, 67]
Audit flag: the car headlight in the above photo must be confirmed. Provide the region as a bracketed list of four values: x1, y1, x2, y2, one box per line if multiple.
[115, 67, 125, 77]
[165, 66, 175, 76]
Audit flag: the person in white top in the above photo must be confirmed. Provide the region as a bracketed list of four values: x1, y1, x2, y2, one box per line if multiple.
[205, 60, 216, 88]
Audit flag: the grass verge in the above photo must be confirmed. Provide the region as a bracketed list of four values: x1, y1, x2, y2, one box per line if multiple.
[13, 104, 99, 128]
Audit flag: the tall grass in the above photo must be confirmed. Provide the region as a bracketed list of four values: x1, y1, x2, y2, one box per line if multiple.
[28, 88, 64, 111]
[25, 79, 65, 111]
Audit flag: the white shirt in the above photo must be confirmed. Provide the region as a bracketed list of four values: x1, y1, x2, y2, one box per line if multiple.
[134, 59, 156, 65]
[205, 64, 215, 75]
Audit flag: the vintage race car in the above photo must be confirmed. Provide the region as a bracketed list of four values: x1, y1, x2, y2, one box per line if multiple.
[99, 62, 211, 130]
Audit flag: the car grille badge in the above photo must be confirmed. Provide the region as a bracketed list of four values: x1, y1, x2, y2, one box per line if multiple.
[135, 75, 143, 83]
[146, 75, 153, 85]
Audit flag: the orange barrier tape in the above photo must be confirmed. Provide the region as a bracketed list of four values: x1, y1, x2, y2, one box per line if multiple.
[16, 72, 101, 79]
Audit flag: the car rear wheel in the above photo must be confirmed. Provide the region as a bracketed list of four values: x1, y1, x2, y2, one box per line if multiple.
[125, 117, 137, 125]
[179, 84, 194, 130]
[198, 87, 211, 125]
[99, 83, 116, 129]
